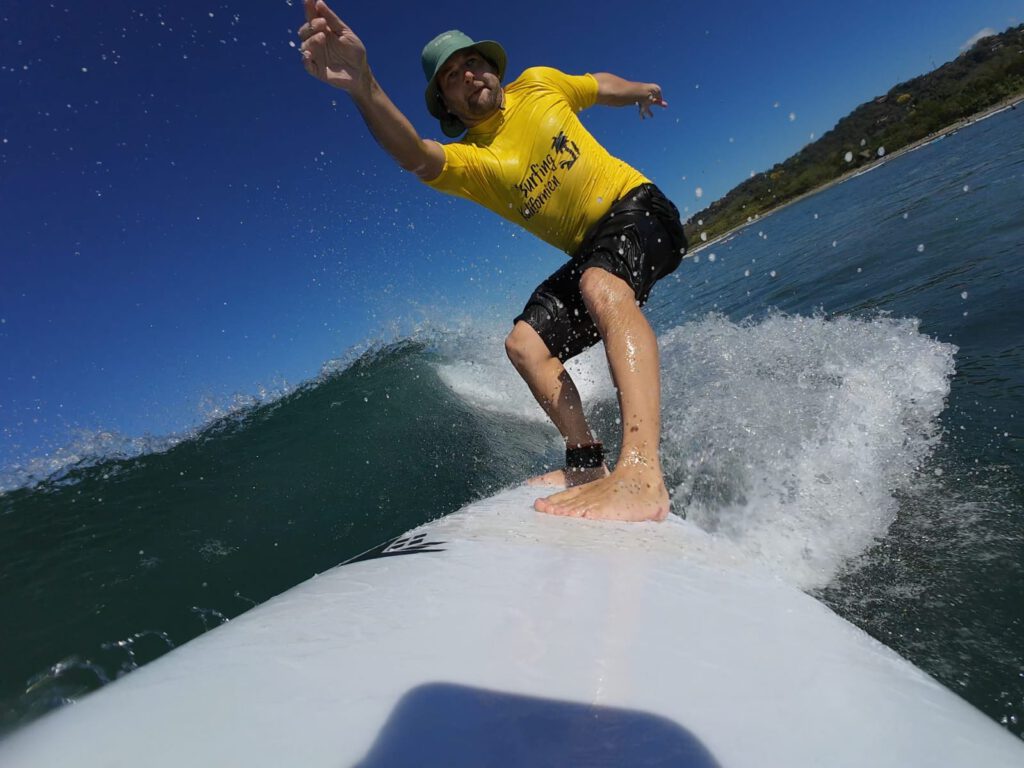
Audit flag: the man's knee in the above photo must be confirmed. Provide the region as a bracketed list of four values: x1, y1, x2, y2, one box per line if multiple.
[579, 267, 634, 317]
[505, 321, 550, 371]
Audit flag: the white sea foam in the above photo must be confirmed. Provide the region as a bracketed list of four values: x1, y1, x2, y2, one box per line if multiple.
[434, 324, 613, 423]
[658, 313, 956, 589]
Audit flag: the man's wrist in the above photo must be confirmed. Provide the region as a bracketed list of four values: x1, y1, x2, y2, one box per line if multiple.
[346, 69, 376, 103]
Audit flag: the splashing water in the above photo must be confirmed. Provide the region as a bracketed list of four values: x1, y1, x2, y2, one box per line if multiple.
[658, 313, 955, 589]
[430, 311, 956, 590]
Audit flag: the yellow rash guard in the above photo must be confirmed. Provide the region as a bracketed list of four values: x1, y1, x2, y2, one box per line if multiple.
[423, 66, 650, 255]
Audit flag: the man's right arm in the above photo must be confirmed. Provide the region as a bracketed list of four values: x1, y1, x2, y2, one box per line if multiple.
[298, 0, 445, 181]
[348, 74, 446, 181]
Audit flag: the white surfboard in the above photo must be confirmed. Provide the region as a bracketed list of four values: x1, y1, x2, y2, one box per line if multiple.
[2, 485, 1022, 767]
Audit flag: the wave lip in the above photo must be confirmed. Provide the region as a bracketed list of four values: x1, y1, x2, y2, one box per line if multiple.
[660, 313, 957, 589]
[0, 430, 187, 496]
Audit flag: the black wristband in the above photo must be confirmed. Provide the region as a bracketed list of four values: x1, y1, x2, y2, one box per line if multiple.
[566, 442, 604, 470]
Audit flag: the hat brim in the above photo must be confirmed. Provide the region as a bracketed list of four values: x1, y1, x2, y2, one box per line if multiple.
[424, 40, 507, 136]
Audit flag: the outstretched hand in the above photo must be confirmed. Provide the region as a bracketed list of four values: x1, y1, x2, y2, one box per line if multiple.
[297, 0, 368, 93]
[638, 85, 668, 119]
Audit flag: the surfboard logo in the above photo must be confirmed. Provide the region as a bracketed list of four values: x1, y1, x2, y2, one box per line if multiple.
[343, 532, 447, 565]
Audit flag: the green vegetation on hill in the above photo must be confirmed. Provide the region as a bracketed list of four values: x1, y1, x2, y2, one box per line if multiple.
[685, 24, 1024, 243]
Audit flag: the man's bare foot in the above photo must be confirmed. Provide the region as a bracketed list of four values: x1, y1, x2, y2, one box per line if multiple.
[527, 464, 609, 488]
[533, 464, 669, 522]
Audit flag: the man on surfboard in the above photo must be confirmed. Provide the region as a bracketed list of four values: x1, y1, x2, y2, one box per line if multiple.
[298, 1, 687, 522]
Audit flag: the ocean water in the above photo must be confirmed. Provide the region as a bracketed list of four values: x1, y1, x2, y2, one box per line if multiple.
[1, 105, 1022, 738]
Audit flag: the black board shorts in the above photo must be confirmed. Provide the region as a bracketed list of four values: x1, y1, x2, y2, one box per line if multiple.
[514, 183, 688, 362]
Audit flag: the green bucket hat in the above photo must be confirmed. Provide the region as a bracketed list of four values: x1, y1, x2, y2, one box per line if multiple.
[422, 30, 507, 138]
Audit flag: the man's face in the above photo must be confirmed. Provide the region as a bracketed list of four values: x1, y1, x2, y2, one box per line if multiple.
[437, 48, 502, 122]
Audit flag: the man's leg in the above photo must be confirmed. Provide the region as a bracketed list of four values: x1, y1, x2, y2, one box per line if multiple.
[504, 321, 608, 487]
[532, 267, 670, 522]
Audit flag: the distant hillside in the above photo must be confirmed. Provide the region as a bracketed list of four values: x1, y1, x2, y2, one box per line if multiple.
[686, 23, 1024, 243]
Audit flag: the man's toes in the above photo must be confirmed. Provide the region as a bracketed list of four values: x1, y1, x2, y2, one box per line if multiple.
[535, 492, 577, 517]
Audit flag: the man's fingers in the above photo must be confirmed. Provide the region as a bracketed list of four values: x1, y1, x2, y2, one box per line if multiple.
[639, 87, 668, 118]
[303, 0, 317, 23]
[647, 85, 667, 108]
[302, 46, 325, 81]
[302, 50, 317, 78]
[297, 17, 329, 42]
[299, 32, 325, 59]
[316, 0, 347, 35]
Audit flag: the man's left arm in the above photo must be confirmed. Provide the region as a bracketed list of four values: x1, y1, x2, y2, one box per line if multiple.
[593, 73, 667, 119]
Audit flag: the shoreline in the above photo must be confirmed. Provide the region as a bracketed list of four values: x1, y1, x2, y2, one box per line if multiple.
[688, 92, 1024, 255]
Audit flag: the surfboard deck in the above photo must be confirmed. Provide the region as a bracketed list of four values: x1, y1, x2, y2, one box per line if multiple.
[2, 485, 1022, 766]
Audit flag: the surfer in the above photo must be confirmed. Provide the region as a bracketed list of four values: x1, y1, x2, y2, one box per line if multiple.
[298, 1, 687, 522]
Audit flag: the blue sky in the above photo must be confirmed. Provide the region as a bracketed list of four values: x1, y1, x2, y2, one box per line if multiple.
[1, 0, 1020, 472]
